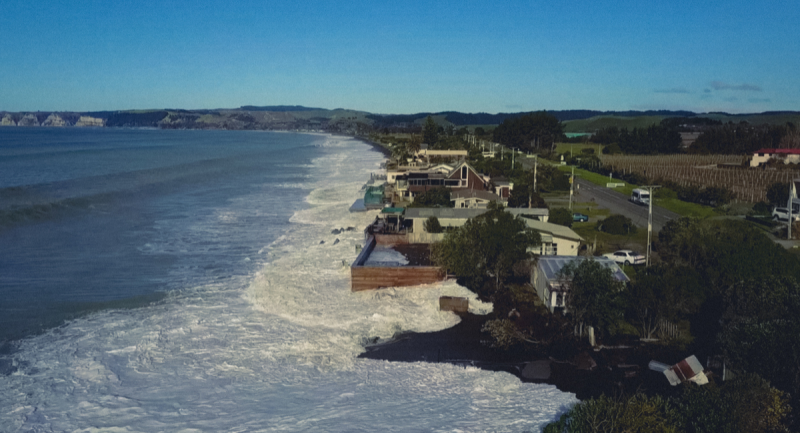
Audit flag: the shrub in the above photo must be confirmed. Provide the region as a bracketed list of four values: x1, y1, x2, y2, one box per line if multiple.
[767, 181, 790, 206]
[752, 201, 771, 215]
[549, 207, 573, 227]
[597, 214, 637, 235]
[408, 187, 453, 208]
[602, 143, 622, 154]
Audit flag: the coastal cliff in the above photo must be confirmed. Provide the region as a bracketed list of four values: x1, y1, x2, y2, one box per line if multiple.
[1, 114, 16, 126]
[75, 116, 105, 127]
[42, 114, 69, 127]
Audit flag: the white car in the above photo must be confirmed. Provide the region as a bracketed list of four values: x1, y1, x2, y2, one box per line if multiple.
[772, 207, 800, 222]
[603, 250, 645, 266]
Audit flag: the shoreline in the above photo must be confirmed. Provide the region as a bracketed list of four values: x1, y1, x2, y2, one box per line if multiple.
[351, 135, 392, 157]
[358, 312, 676, 401]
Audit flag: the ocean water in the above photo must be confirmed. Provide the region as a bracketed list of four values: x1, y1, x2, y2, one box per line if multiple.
[0, 128, 576, 432]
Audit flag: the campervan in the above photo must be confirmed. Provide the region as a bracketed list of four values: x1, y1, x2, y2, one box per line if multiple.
[631, 188, 650, 206]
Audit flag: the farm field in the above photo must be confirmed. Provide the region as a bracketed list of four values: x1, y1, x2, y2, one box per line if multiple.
[598, 154, 800, 203]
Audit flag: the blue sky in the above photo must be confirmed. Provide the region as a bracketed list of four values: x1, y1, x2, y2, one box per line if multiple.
[1, 0, 798, 114]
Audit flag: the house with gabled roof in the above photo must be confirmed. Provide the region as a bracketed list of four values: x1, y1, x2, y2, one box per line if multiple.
[521, 219, 583, 256]
[394, 162, 491, 202]
[533, 256, 629, 313]
[451, 189, 506, 208]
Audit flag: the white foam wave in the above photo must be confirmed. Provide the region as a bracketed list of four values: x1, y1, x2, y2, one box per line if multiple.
[0, 135, 576, 432]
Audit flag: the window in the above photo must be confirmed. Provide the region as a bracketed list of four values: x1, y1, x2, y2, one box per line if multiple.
[462, 166, 467, 179]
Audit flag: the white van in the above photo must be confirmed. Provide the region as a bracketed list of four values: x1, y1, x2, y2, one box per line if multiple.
[631, 188, 650, 206]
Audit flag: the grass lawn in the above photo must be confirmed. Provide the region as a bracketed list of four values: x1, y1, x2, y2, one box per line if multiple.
[558, 165, 718, 218]
[571, 222, 648, 255]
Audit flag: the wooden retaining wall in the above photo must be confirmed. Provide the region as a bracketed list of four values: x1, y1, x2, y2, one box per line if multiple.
[374, 233, 409, 245]
[351, 266, 446, 292]
[351, 235, 445, 291]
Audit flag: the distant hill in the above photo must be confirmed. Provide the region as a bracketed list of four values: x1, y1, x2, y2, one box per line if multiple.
[239, 105, 327, 112]
[2, 106, 797, 133]
[368, 109, 698, 127]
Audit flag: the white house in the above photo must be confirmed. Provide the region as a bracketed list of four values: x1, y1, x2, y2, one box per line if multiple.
[522, 219, 583, 256]
[401, 207, 550, 242]
[750, 149, 800, 167]
[532, 256, 629, 313]
[451, 189, 506, 208]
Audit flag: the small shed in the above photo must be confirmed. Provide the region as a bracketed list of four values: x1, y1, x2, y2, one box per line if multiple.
[532, 256, 629, 313]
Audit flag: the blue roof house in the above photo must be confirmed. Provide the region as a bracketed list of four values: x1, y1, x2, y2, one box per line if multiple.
[533, 256, 629, 313]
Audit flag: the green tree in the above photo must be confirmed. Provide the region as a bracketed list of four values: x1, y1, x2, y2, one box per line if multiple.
[626, 266, 704, 339]
[546, 375, 791, 433]
[597, 214, 637, 235]
[549, 207, 573, 227]
[409, 187, 452, 208]
[493, 111, 564, 152]
[766, 181, 790, 207]
[673, 375, 791, 433]
[423, 116, 439, 146]
[657, 218, 800, 289]
[407, 134, 422, 154]
[423, 216, 443, 233]
[718, 276, 800, 404]
[431, 204, 541, 293]
[545, 394, 678, 433]
[560, 259, 626, 337]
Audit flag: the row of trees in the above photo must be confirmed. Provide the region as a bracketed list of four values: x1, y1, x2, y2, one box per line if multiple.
[492, 111, 564, 152]
[691, 122, 788, 154]
[593, 119, 798, 155]
[593, 125, 682, 154]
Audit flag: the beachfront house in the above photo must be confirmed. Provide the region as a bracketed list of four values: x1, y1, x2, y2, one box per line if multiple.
[394, 162, 491, 202]
[374, 207, 550, 244]
[491, 177, 514, 200]
[450, 189, 506, 209]
[522, 219, 583, 256]
[414, 147, 469, 163]
[533, 256, 629, 313]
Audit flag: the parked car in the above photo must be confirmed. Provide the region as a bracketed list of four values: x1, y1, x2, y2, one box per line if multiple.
[573, 212, 589, 222]
[603, 250, 646, 266]
[772, 207, 800, 222]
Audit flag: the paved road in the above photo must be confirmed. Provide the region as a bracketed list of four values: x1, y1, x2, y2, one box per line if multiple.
[574, 179, 680, 232]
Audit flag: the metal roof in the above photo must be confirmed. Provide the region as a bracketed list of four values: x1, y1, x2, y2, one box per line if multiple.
[537, 256, 629, 283]
[523, 219, 584, 242]
[403, 207, 549, 220]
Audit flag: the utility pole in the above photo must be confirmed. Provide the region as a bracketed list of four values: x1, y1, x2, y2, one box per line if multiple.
[569, 166, 575, 210]
[533, 155, 538, 193]
[512, 148, 515, 170]
[641, 185, 661, 267]
[789, 190, 794, 240]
